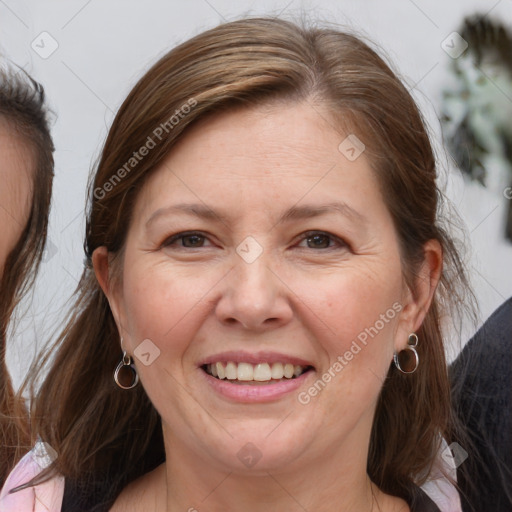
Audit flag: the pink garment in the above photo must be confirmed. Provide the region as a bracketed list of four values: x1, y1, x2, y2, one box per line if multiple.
[0, 441, 64, 512]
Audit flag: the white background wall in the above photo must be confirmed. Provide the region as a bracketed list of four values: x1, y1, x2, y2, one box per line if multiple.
[2, 0, 511, 386]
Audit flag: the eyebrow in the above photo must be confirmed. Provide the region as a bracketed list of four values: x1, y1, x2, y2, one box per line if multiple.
[145, 201, 367, 229]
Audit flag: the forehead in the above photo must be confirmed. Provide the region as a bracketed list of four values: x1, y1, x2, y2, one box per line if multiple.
[133, 101, 385, 224]
[171, 101, 344, 172]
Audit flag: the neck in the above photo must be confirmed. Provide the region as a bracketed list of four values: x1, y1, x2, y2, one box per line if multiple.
[161, 425, 379, 512]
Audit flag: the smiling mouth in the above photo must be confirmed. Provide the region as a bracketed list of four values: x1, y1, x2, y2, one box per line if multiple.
[202, 361, 314, 384]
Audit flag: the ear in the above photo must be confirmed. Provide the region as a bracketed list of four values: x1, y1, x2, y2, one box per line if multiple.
[92, 246, 109, 296]
[396, 239, 443, 349]
[92, 246, 125, 335]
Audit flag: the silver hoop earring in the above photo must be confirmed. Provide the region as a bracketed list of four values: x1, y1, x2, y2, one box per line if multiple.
[393, 333, 419, 374]
[114, 350, 139, 389]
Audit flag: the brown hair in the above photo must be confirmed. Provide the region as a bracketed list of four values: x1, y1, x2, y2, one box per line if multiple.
[27, 16, 473, 504]
[0, 65, 54, 484]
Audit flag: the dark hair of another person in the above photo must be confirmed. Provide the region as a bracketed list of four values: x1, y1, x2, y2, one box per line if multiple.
[25, 16, 474, 506]
[0, 64, 54, 485]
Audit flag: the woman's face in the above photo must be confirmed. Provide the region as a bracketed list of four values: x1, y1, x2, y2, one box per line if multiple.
[0, 123, 33, 277]
[101, 102, 428, 475]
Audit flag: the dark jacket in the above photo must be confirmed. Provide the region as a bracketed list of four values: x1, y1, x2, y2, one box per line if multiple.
[450, 297, 512, 512]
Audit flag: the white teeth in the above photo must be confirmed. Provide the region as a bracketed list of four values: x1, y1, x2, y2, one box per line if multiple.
[253, 363, 272, 381]
[225, 361, 237, 380]
[205, 361, 309, 381]
[283, 363, 294, 379]
[271, 362, 284, 379]
[237, 362, 253, 381]
[216, 362, 225, 380]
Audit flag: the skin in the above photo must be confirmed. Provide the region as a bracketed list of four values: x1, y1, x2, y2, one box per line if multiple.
[94, 101, 442, 512]
[0, 122, 33, 277]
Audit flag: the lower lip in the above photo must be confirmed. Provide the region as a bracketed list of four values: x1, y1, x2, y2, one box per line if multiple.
[200, 368, 313, 403]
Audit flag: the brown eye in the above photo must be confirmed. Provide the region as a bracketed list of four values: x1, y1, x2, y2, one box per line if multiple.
[297, 231, 348, 251]
[162, 231, 211, 249]
[180, 234, 205, 247]
[306, 233, 331, 249]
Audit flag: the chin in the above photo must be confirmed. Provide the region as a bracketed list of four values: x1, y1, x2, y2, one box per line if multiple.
[197, 419, 317, 474]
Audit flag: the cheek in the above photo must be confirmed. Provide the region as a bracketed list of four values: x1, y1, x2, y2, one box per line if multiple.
[120, 262, 215, 355]
[0, 224, 19, 273]
[0, 193, 31, 274]
[311, 264, 402, 351]
[299, 262, 402, 403]
[118, 264, 212, 412]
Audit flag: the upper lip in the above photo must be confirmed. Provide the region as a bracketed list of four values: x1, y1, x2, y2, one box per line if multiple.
[198, 350, 315, 368]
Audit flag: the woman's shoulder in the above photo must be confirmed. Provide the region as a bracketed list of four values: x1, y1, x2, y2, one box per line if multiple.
[0, 441, 64, 512]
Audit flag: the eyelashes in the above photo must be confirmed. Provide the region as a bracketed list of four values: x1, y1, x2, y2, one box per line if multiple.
[162, 231, 209, 249]
[161, 230, 349, 252]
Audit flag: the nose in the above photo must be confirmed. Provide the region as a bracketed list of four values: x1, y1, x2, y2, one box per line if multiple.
[215, 255, 293, 331]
